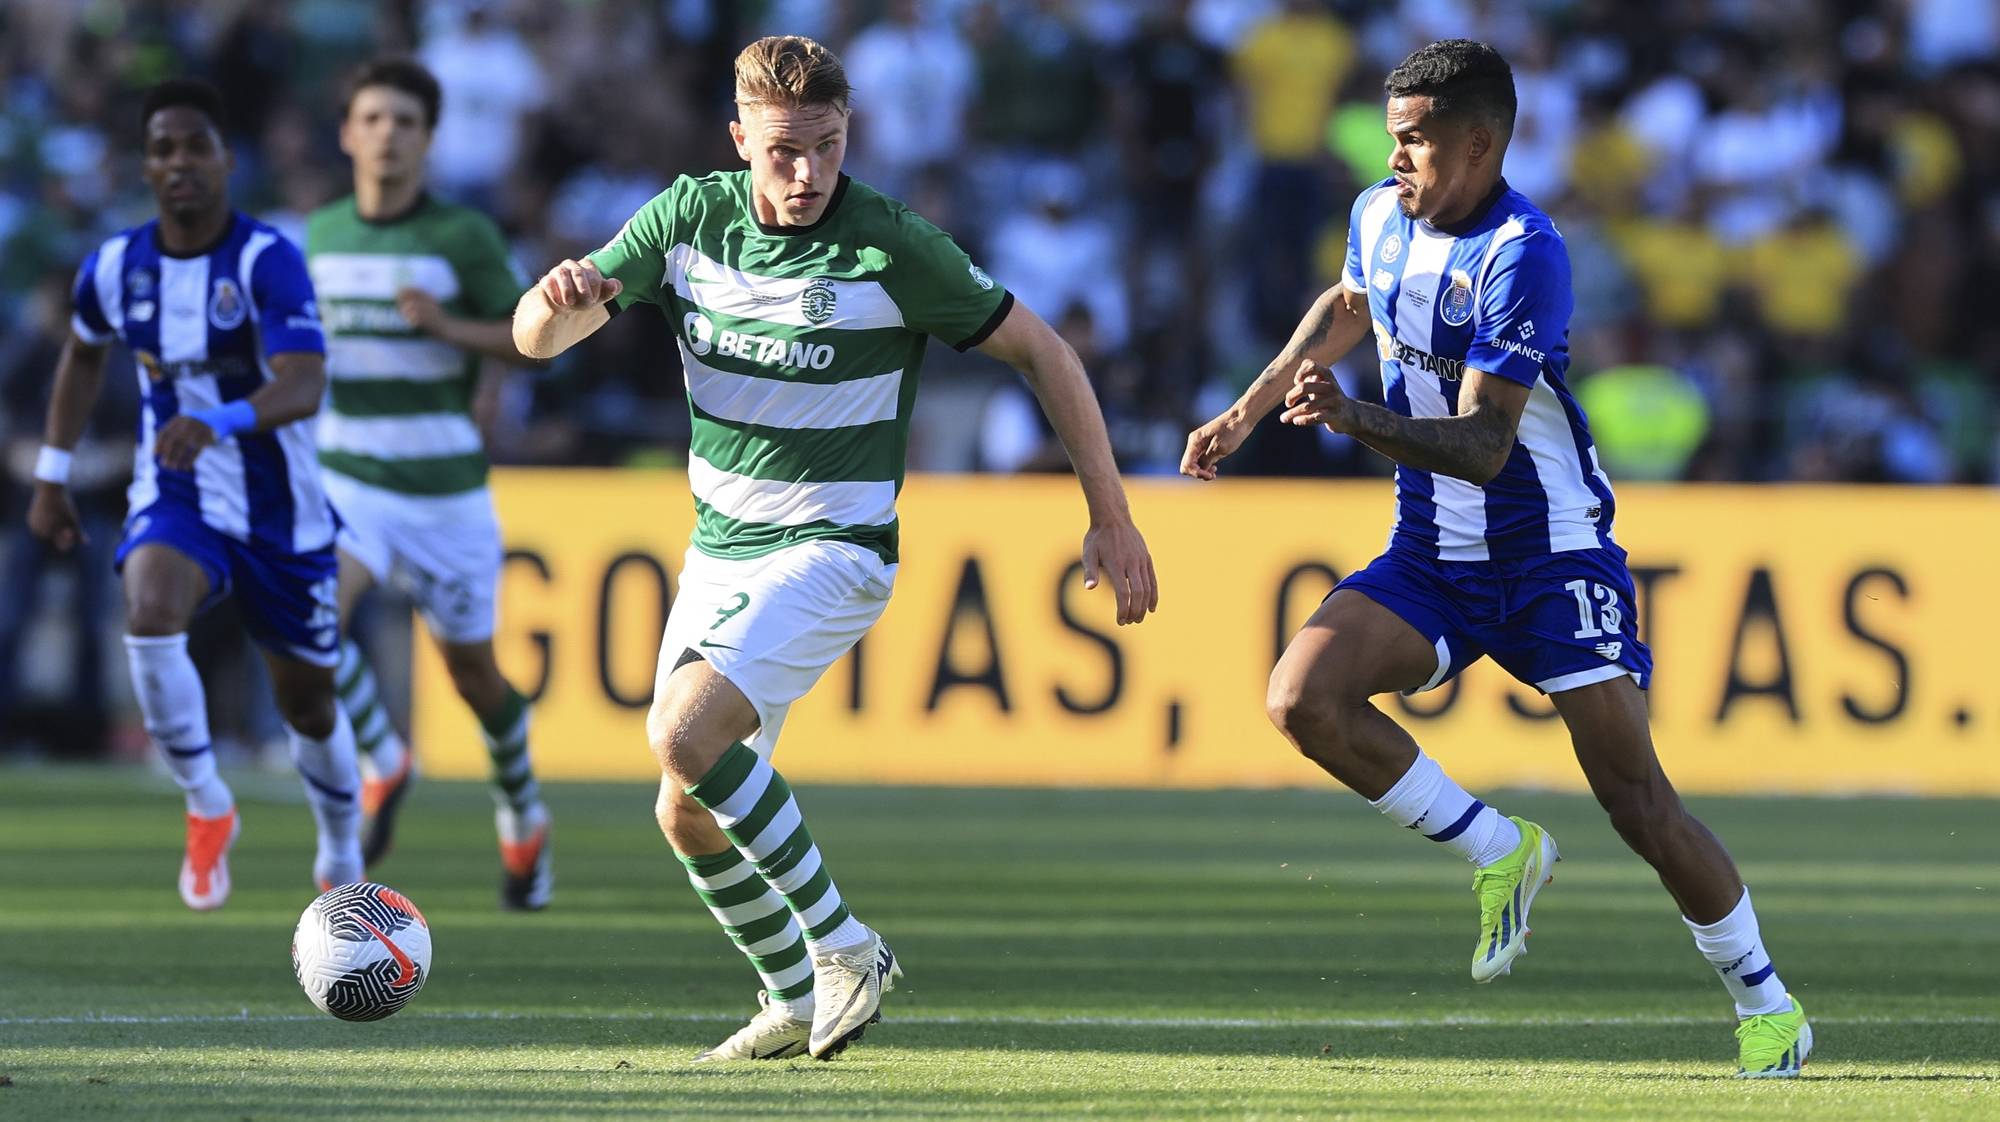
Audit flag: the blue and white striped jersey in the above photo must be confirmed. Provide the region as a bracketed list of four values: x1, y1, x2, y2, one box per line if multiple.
[72, 212, 334, 554]
[1343, 177, 1615, 562]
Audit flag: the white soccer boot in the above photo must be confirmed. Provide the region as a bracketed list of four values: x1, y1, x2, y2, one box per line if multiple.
[807, 927, 902, 1060]
[694, 990, 811, 1062]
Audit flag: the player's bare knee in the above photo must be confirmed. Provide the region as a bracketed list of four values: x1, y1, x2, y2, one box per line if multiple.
[277, 688, 338, 739]
[1266, 669, 1359, 757]
[124, 594, 189, 637]
[443, 647, 507, 711]
[646, 703, 721, 788]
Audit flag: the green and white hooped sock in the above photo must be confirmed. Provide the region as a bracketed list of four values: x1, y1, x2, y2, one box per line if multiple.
[335, 637, 406, 778]
[480, 687, 541, 822]
[687, 743, 869, 957]
[679, 847, 815, 1007]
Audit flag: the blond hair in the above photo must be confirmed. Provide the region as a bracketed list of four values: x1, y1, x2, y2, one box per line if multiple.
[734, 35, 851, 114]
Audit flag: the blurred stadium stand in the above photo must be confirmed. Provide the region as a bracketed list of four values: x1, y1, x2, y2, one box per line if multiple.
[2, 0, 1996, 754]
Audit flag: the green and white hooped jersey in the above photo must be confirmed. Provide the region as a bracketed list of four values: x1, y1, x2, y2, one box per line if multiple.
[306, 195, 525, 495]
[589, 171, 1013, 564]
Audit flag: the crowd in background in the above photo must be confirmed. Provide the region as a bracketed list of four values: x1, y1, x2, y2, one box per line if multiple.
[2, 0, 1998, 750]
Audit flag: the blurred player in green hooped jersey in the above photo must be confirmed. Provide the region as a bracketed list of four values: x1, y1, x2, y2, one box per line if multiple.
[305, 59, 552, 911]
[514, 36, 1160, 1061]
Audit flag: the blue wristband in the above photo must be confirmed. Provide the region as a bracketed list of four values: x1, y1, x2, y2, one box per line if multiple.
[191, 400, 257, 441]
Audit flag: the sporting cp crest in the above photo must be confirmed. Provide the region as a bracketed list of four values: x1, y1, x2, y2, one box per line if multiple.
[209, 277, 247, 330]
[1440, 269, 1474, 327]
[801, 277, 837, 325]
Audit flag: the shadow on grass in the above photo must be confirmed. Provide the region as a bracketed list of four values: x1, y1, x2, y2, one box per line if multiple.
[11, 1017, 1997, 1065]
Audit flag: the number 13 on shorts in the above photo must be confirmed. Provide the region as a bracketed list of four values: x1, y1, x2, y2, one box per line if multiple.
[1565, 579, 1623, 639]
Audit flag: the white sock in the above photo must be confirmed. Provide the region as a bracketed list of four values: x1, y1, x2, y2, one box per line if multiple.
[1684, 887, 1791, 1017]
[1370, 751, 1521, 867]
[805, 914, 871, 958]
[124, 633, 233, 818]
[288, 707, 363, 886]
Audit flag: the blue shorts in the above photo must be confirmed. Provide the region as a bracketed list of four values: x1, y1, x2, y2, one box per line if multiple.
[115, 502, 340, 667]
[1336, 546, 1653, 695]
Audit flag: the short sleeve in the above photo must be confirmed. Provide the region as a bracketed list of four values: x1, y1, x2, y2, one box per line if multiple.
[455, 212, 529, 321]
[71, 247, 114, 344]
[587, 182, 680, 314]
[1341, 183, 1383, 295]
[1465, 230, 1571, 387]
[879, 211, 1012, 350]
[251, 236, 326, 357]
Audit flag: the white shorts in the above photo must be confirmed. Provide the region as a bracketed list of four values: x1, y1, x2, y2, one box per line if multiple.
[657, 540, 896, 757]
[325, 472, 502, 645]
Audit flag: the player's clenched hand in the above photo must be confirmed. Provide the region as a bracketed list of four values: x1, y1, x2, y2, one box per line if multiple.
[27, 482, 85, 552]
[539, 258, 622, 310]
[1180, 410, 1252, 481]
[395, 287, 445, 334]
[1280, 360, 1352, 432]
[153, 416, 218, 472]
[1082, 517, 1159, 626]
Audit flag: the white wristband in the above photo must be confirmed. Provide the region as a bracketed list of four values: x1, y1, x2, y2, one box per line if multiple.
[33, 446, 73, 485]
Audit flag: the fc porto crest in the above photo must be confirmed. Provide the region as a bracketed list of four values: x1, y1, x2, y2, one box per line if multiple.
[800, 277, 837, 325]
[1440, 269, 1474, 327]
[209, 277, 247, 330]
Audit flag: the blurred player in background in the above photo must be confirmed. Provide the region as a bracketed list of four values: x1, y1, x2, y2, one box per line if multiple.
[27, 78, 361, 908]
[307, 58, 553, 911]
[1184, 40, 1813, 1078]
[515, 36, 1158, 1062]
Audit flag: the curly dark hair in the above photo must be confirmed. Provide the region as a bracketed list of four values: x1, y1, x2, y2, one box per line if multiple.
[1384, 39, 1516, 132]
[140, 77, 226, 138]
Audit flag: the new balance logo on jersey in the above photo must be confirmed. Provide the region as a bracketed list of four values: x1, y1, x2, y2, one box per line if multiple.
[1594, 642, 1623, 661]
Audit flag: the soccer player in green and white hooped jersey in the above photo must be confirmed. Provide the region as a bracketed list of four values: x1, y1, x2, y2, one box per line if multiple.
[514, 35, 1161, 1062]
[306, 58, 553, 911]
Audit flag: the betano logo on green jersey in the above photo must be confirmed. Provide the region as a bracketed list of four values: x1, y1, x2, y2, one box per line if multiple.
[682, 310, 836, 370]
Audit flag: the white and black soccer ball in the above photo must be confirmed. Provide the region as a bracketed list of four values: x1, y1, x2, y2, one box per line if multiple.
[292, 882, 432, 1022]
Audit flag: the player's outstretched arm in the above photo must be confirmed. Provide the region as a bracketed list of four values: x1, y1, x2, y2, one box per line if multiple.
[396, 287, 538, 366]
[512, 258, 621, 360]
[153, 351, 328, 471]
[976, 300, 1159, 626]
[1282, 360, 1529, 485]
[1181, 286, 1371, 480]
[27, 331, 109, 551]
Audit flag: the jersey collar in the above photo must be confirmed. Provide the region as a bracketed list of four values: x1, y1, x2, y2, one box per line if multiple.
[751, 174, 850, 237]
[154, 211, 241, 259]
[1423, 178, 1510, 238]
[355, 190, 431, 227]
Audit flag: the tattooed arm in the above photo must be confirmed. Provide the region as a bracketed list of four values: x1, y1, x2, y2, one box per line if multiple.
[1181, 287, 1373, 480]
[1280, 359, 1530, 485]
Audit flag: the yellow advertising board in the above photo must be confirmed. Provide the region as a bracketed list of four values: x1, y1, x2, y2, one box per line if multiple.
[413, 472, 1999, 794]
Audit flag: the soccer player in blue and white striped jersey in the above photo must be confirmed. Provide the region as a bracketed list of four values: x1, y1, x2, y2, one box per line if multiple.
[1183, 40, 1811, 1078]
[27, 79, 363, 910]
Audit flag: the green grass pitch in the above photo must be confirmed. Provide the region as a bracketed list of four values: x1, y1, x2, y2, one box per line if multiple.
[2, 766, 1994, 1120]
